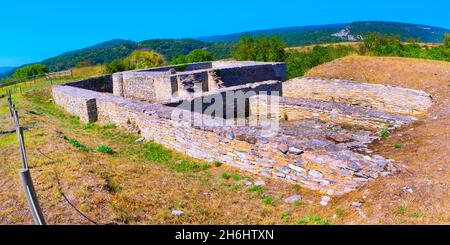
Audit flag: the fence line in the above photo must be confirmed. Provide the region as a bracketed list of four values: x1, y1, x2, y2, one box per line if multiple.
[0, 70, 73, 92]
[6, 89, 46, 225]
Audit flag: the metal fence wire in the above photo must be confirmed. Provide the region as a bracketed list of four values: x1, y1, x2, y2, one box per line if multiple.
[6, 89, 46, 225]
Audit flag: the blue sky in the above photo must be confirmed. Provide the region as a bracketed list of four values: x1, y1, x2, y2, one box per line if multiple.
[1, 0, 449, 67]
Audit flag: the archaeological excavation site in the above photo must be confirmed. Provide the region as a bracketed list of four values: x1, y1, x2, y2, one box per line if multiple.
[52, 61, 433, 196]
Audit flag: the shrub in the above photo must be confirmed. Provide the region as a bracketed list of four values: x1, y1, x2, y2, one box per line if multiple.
[360, 32, 450, 61]
[123, 50, 166, 70]
[105, 59, 126, 73]
[13, 64, 50, 79]
[97, 145, 114, 154]
[214, 161, 223, 167]
[286, 45, 355, 79]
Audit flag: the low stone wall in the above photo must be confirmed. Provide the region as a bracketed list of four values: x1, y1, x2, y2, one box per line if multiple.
[112, 61, 286, 103]
[283, 78, 433, 116]
[65, 75, 113, 93]
[250, 95, 415, 131]
[52, 81, 398, 196]
[52, 85, 98, 123]
[165, 81, 282, 119]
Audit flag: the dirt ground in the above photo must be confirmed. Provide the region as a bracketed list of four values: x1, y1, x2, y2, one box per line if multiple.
[307, 56, 450, 224]
[0, 56, 448, 225]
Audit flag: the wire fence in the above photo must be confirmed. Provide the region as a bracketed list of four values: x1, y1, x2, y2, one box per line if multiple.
[6, 89, 46, 225]
[0, 70, 73, 94]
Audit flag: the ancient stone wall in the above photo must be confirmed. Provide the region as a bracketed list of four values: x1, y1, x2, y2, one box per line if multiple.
[165, 81, 282, 119]
[65, 75, 113, 93]
[52, 81, 398, 196]
[250, 95, 415, 131]
[52, 85, 98, 123]
[283, 78, 432, 116]
[112, 61, 286, 103]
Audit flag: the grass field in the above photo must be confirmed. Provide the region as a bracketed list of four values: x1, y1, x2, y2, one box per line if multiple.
[0, 57, 449, 224]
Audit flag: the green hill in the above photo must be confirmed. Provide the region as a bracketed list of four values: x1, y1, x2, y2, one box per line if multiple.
[12, 21, 449, 74]
[198, 21, 449, 46]
[40, 39, 234, 71]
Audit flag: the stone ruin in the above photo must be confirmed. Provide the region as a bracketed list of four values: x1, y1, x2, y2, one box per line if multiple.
[52, 61, 433, 196]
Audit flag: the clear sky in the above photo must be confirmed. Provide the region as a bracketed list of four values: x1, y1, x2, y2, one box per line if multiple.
[1, 0, 449, 67]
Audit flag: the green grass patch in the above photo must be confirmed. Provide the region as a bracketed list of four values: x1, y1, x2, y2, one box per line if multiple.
[379, 128, 390, 139]
[214, 161, 223, 167]
[231, 174, 241, 181]
[143, 143, 172, 163]
[0, 134, 18, 148]
[279, 212, 290, 223]
[249, 185, 264, 198]
[335, 208, 344, 218]
[220, 172, 231, 180]
[398, 205, 407, 214]
[96, 145, 114, 154]
[297, 215, 331, 225]
[410, 212, 422, 219]
[261, 196, 275, 205]
[68, 138, 91, 152]
[394, 143, 402, 149]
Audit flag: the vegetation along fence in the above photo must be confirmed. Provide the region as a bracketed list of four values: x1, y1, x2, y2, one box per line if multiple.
[0, 70, 73, 94]
[6, 90, 46, 225]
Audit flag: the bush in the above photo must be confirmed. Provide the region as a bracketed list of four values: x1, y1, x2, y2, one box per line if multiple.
[123, 50, 166, 70]
[359, 32, 450, 61]
[286, 45, 355, 78]
[13, 64, 50, 79]
[105, 59, 126, 73]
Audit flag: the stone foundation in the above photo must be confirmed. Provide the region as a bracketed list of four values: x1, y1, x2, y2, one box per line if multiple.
[113, 61, 286, 102]
[51, 62, 433, 196]
[283, 78, 432, 116]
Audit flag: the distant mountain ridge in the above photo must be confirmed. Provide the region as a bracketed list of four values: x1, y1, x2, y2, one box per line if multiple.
[198, 21, 450, 45]
[11, 21, 450, 74]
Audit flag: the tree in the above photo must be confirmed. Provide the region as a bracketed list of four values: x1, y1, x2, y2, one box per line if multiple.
[232, 35, 286, 62]
[254, 36, 286, 62]
[185, 49, 213, 63]
[105, 59, 126, 73]
[170, 49, 213, 64]
[232, 34, 256, 61]
[123, 50, 166, 70]
[13, 64, 50, 79]
[444, 33, 450, 49]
